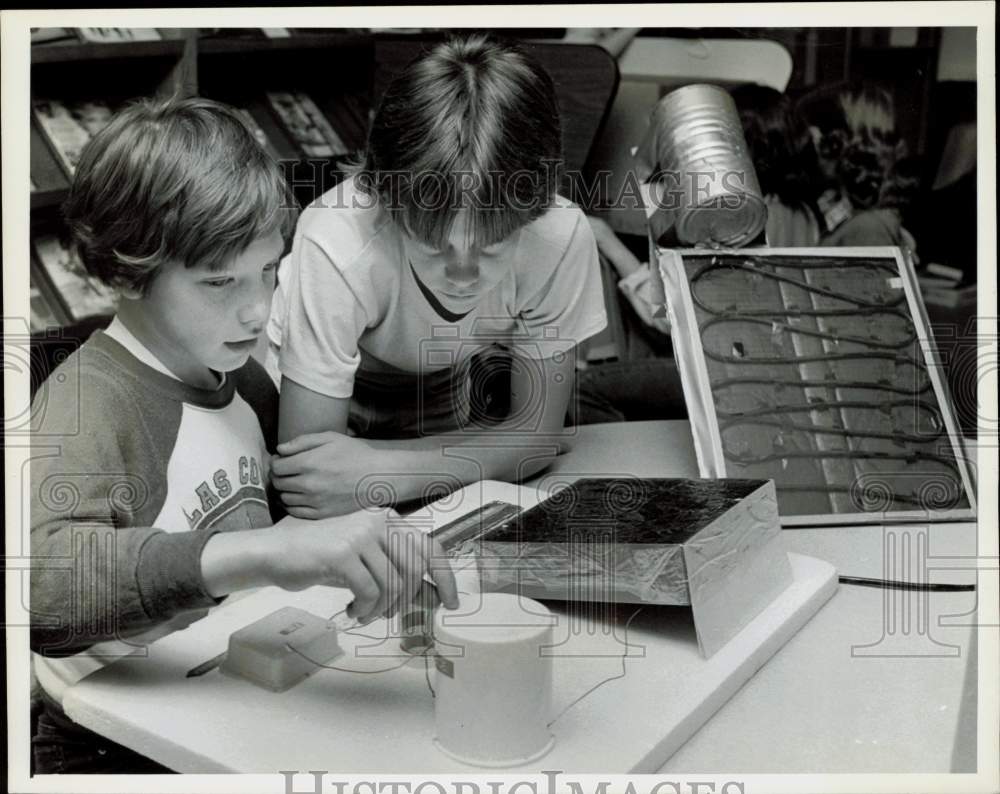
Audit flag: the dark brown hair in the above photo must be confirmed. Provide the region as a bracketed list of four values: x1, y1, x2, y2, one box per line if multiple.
[730, 83, 821, 209]
[355, 34, 563, 249]
[63, 97, 295, 295]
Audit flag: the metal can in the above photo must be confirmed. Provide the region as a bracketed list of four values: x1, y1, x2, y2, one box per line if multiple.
[646, 84, 767, 247]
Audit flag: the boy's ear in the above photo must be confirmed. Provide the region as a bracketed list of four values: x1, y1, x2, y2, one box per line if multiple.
[117, 283, 144, 300]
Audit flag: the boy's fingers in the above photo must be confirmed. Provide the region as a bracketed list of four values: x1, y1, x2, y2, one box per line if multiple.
[361, 546, 403, 621]
[341, 558, 381, 621]
[391, 529, 429, 607]
[271, 470, 306, 490]
[385, 515, 440, 614]
[269, 455, 302, 477]
[414, 579, 442, 612]
[272, 479, 295, 494]
[427, 539, 460, 609]
[377, 513, 424, 607]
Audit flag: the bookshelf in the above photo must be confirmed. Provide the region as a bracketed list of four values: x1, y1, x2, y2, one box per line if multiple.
[197, 32, 373, 207]
[28, 27, 372, 344]
[30, 36, 187, 64]
[197, 29, 370, 55]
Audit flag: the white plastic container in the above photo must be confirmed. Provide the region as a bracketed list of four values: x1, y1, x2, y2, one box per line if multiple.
[432, 592, 555, 766]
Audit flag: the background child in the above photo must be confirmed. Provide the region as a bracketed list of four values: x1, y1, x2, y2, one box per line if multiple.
[797, 81, 920, 251]
[267, 35, 608, 518]
[31, 97, 457, 774]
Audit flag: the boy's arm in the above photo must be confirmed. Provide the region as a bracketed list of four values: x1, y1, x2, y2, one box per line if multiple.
[279, 376, 350, 441]
[33, 474, 456, 655]
[270, 350, 575, 518]
[199, 510, 458, 622]
[31, 339, 459, 657]
[31, 399, 456, 655]
[30, 390, 223, 656]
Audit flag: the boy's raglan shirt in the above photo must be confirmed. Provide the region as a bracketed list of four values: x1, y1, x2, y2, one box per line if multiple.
[30, 328, 279, 703]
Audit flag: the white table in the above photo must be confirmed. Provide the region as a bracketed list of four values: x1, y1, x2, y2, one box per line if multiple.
[63, 421, 979, 773]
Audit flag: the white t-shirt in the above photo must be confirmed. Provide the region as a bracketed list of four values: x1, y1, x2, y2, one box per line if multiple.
[267, 176, 607, 434]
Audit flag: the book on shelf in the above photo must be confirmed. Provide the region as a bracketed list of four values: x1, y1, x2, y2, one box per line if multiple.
[201, 28, 358, 41]
[918, 261, 976, 309]
[234, 108, 282, 162]
[32, 98, 113, 178]
[31, 28, 76, 44]
[76, 28, 162, 44]
[265, 91, 349, 159]
[30, 285, 64, 332]
[201, 28, 269, 40]
[33, 235, 118, 322]
[925, 262, 965, 283]
[921, 283, 977, 309]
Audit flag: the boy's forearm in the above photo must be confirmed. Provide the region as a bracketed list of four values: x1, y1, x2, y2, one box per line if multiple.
[370, 428, 566, 496]
[199, 529, 271, 598]
[588, 215, 642, 278]
[31, 522, 223, 655]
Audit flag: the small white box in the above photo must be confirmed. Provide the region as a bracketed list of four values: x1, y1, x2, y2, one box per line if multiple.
[220, 607, 342, 692]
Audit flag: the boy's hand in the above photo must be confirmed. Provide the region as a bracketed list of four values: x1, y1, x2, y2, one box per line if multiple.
[257, 509, 458, 623]
[272, 432, 393, 518]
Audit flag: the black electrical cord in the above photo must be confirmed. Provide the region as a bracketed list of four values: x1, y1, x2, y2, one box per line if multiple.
[838, 575, 976, 592]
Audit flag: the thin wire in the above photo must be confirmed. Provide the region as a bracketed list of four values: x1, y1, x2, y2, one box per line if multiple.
[719, 415, 940, 445]
[423, 645, 436, 698]
[547, 606, 643, 728]
[324, 604, 438, 693]
[839, 575, 976, 592]
[773, 482, 963, 508]
[284, 643, 416, 674]
[713, 376, 933, 397]
[702, 313, 918, 352]
[690, 257, 907, 313]
[725, 447, 962, 468]
[341, 628, 392, 641]
[718, 398, 942, 423]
